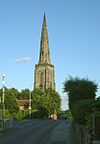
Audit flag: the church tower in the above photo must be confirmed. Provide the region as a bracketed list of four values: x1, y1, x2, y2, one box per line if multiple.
[34, 14, 55, 90]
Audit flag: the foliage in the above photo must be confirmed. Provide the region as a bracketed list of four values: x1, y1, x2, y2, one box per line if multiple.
[13, 109, 29, 120]
[32, 88, 61, 117]
[32, 107, 49, 119]
[73, 98, 100, 128]
[3, 87, 19, 114]
[63, 76, 97, 114]
[0, 87, 61, 120]
[97, 96, 100, 100]
[58, 110, 72, 120]
[65, 109, 72, 119]
[0, 89, 2, 109]
[0, 109, 10, 120]
[9, 88, 19, 99]
[19, 89, 30, 100]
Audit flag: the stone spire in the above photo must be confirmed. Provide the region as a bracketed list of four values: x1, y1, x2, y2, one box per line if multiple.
[34, 14, 55, 90]
[39, 13, 50, 64]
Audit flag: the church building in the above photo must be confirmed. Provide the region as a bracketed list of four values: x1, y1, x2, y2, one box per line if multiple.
[34, 14, 55, 90]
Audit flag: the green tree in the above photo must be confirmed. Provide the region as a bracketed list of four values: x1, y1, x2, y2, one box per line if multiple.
[45, 88, 61, 114]
[9, 88, 19, 99]
[4, 88, 19, 113]
[32, 88, 61, 118]
[65, 109, 72, 119]
[74, 98, 100, 127]
[63, 76, 97, 113]
[19, 89, 30, 100]
[0, 89, 2, 109]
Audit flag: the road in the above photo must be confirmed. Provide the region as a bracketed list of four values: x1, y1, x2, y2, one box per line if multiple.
[0, 119, 78, 144]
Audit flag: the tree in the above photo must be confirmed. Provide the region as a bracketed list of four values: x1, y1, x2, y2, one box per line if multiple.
[9, 88, 19, 99]
[0, 89, 2, 109]
[4, 88, 19, 114]
[19, 89, 30, 100]
[74, 98, 100, 127]
[45, 88, 61, 114]
[65, 109, 72, 119]
[32, 88, 61, 118]
[63, 76, 97, 113]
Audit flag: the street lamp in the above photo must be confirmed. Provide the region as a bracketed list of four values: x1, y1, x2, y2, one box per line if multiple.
[29, 84, 33, 119]
[2, 74, 5, 128]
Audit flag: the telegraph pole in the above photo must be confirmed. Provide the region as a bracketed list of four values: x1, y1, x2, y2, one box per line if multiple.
[2, 74, 5, 128]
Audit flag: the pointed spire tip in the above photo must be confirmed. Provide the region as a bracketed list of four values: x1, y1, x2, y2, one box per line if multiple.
[44, 12, 46, 16]
[43, 12, 46, 26]
[43, 12, 46, 20]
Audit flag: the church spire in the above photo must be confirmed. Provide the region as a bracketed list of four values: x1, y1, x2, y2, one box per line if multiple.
[39, 13, 50, 64]
[34, 14, 55, 90]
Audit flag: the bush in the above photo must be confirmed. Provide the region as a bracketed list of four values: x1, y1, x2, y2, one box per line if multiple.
[32, 107, 49, 119]
[73, 98, 100, 129]
[13, 109, 29, 120]
[63, 76, 98, 114]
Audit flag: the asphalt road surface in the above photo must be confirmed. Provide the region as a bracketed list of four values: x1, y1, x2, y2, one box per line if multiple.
[0, 119, 78, 144]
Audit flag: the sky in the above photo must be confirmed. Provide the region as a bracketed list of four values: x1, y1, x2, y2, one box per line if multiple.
[0, 0, 100, 110]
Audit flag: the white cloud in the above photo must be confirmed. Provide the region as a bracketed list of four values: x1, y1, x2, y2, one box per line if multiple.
[12, 57, 31, 63]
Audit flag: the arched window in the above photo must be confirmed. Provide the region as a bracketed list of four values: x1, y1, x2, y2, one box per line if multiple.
[40, 72, 44, 84]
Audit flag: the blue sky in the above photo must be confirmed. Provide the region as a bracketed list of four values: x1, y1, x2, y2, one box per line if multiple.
[0, 0, 100, 110]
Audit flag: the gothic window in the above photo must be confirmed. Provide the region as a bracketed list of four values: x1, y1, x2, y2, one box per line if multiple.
[40, 72, 44, 84]
[37, 72, 40, 82]
[47, 72, 52, 82]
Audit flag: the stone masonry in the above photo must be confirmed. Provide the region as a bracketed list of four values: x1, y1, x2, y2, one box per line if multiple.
[34, 14, 55, 90]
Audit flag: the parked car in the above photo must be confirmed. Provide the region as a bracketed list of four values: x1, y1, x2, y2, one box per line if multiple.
[59, 114, 66, 120]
